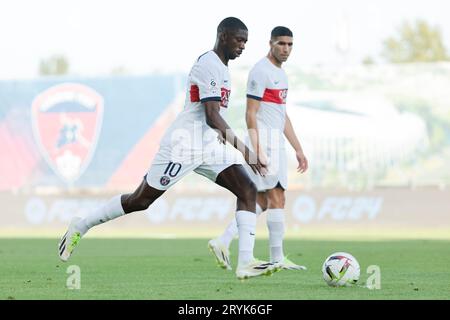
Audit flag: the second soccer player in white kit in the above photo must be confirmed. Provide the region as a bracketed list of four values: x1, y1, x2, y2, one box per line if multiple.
[209, 26, 309, 271]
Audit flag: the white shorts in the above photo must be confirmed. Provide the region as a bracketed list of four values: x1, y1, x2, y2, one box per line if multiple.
[244, 148, 288, 192]
[146, 141, 243, 191]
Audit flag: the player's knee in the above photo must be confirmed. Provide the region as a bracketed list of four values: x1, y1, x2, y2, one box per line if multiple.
[268, 193, 285, 208]
[123, 195, 153, 213]
[279, 193, 286, 207]
[259, 203, 268, 212]
[257, 196, 268, 212]
[240, 181, 257, 203]
[137, 198, 153, 211]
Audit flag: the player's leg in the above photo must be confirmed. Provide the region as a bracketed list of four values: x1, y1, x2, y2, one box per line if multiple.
[266, 185, 286, 263]
[58, 179, 165, 261]
[257, 192, 268, 212]
[59, 149, 196, 262]
[214, 192, 267, 250]
[80, 178, 166, 234]
[213, 164, 277, 278]
[208, 156, 269, 270]
[208, 192, 266, 270]
[223, 192, 266, 245]
[266, 185, 306, 270]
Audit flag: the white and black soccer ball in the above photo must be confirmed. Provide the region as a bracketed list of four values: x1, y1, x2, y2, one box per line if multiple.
[322, 252, 360, 287]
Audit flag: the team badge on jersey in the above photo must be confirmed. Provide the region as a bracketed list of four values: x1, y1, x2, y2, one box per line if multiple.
[31, 83, 104, 183]
[160, 176, 171, 186]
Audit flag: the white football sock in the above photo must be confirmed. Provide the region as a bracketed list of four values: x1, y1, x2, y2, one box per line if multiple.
[218, 203, 263, 248]
[236, 210, 257, 267]
[267, 208, 285, 263]
[76, 195, 125, 236]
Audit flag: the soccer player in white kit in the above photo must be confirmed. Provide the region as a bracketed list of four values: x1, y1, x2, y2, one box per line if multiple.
[208, 26, 309, 271]
[58, 17, 279, 280]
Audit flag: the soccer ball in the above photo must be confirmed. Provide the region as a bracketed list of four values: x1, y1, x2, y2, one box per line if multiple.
[322, 252, 360, 287]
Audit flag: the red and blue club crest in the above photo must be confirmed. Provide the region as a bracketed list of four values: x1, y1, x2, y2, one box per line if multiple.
[31, 83, 104, 183]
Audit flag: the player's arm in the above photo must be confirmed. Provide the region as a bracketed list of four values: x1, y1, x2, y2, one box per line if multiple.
[204, 101, 266, 176]
[246, 98, 267, 166]
[284, 114, 308, 173]
[246, 68, 269, 166]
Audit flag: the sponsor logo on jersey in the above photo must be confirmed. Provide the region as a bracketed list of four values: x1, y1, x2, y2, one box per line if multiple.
[279, 89, 288, 102]
[189, 85, 231, 108]
[262, 88, 288, 104]
[31, 83, 104, 183]
[220, 88, 231, 107]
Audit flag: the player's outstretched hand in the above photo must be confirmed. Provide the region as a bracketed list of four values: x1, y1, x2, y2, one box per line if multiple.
[257, 150, 269, 168]
[245, 150, 268, 176]
[296, 150, 308, 173]
[215, 129, 226, 144]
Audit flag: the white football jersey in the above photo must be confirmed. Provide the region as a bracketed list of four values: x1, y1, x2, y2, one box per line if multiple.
[160, 51, 231, 152]
[146, 51, 243, 190]
[246, 56, 288, 151]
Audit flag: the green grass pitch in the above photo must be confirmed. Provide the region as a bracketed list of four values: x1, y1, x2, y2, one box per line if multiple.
[0, 238, 449, 300]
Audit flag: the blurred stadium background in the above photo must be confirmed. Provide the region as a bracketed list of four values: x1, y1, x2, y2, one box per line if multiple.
[1, 63, 449, 240]
[1, 0, 449, 241]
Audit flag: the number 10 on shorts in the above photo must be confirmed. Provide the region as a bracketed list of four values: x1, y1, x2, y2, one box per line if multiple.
[164, 162, 182, 177]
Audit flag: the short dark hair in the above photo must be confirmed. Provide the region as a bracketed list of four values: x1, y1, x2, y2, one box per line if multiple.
[217, 17, 247, 34]
[271, 26, 293, 39]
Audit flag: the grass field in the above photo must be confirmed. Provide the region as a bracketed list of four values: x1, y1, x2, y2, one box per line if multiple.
[0, 238, 449, 300]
